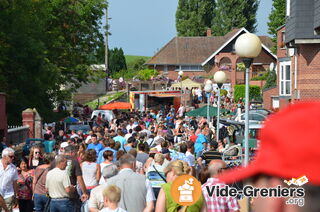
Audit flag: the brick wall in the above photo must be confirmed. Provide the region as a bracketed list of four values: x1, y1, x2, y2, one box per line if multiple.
[263, 87, 278, 110]
[73, 93, 99, 104]
[297, 44, 320, 100]
[250, 80, 266, 88]
[277, 26, 287, 58]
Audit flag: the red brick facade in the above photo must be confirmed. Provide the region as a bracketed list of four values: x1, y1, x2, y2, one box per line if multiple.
[296, 44, 320, 100]
[263, 25, 320, 110]
[155, 48, 275, 89]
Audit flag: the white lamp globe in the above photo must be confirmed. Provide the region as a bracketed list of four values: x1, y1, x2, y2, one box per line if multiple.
[235, 33, 262, 58]
[214, 71, 227, 84]
[178, 70, 183, 76]
[206, 80, 213, 85]
[204, 84, 213, 93]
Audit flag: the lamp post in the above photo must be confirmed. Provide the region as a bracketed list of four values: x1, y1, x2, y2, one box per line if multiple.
[235, 33, 262, 167]
[178, 70, 184, 104]
[214, 71, 227, 144]
[204, 81, 213, 122]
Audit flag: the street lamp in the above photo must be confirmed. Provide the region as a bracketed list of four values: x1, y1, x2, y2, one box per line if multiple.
[204, 82, 213, 122]
[214, 71, 227, 145]
[235, 33, 262, 167]
[178, 70, 184, 104]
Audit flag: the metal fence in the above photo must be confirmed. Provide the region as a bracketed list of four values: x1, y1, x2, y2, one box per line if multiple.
[7, 126, 29, 145]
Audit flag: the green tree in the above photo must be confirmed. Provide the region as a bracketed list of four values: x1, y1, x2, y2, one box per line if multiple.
[109, 48, 127, 74]
[0, 0, 107, 124]
[234, 85, 261, 102]
[263, 69, 277, 90]
[212, 0, 259, 36]
[176, 0, 215, 36]
[267, 0, 286, 53]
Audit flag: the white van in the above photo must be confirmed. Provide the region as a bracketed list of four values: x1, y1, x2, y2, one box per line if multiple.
[91, 110, 114, 122]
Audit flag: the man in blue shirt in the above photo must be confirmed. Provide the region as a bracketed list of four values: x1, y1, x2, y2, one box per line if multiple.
[113, 129, 126, 150]
[43, 133, 56, 153]
[97, 139, 117, 163]
[195, 129, 208, 158]
[87, 134, 103, 156]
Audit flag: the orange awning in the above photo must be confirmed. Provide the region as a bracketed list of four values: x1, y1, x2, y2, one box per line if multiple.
[99, 102, 132, 110]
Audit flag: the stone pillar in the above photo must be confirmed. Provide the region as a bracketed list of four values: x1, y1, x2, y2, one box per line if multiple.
[33, 108, 42, 138]
[22, 108, 35, 138]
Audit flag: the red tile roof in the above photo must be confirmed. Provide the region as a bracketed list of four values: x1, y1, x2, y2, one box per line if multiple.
[145, 28, 274, 65]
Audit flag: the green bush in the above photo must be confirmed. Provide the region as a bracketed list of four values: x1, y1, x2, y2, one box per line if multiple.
[111, 69, 138, 80]
[137, 69, 159, 81]
[263, 70, 277, 90]
[132, 58, 147, 70]
[234, 85, 261, 102]
[236, 62, 246, 72]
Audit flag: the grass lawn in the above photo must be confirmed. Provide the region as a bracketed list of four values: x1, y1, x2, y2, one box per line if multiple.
[125, 55, 151, 68]
[86, 91, 125, 109]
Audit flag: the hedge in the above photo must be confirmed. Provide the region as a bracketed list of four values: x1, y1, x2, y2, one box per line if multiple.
[234, 85, 262, 102]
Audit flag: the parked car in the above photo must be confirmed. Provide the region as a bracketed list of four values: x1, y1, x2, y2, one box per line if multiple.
[250, 109, 272, 116]
[91, 110, 114, 122]
[235, 112, 266, 124]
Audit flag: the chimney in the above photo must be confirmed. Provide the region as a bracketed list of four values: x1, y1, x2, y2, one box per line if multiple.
[206, 28, 212, 37]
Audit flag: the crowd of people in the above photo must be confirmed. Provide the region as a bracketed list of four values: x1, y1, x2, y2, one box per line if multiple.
[1, 101, 319, 212]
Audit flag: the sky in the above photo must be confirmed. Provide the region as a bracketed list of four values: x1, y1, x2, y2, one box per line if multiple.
[107, 0, 273, 57]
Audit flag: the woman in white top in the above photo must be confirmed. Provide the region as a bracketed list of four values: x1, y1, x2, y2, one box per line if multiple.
[81, 149, 101, 192]
[99, 150, 114, 184]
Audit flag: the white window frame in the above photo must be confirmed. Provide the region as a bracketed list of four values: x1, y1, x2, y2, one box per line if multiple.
[286, 0, 291, 17]
[175, 65, 204, 72]
[279, 61, 292, 96]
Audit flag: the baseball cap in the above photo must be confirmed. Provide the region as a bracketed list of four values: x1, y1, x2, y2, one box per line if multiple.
[219, 102, 320, 185]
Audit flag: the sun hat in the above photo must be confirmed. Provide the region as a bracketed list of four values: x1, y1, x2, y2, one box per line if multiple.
[219, 102, 320, 185]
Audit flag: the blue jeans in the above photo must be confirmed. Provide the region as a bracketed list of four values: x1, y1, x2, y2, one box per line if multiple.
[50, 199, 74, 212]
[34, 193, 49, 212]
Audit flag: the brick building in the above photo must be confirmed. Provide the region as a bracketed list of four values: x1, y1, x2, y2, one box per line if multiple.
[263, 0, 320, 110]
[146, 28, 276, 89]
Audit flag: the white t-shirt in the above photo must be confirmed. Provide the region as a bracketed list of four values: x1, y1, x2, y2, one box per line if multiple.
[99, 207, 127, 212]
[46, 168, 71, 198]
[0, 161, 18, 199]
[124, 133, 132, 141]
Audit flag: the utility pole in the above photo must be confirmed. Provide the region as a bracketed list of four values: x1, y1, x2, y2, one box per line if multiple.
[105, 5, 109, 93]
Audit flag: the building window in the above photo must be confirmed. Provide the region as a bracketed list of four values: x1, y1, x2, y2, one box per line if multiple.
[279, 61, 291, 96]
[286, 0, 290, 17]
[280, 31, 286, 48]
[175, 65, 203, 72]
